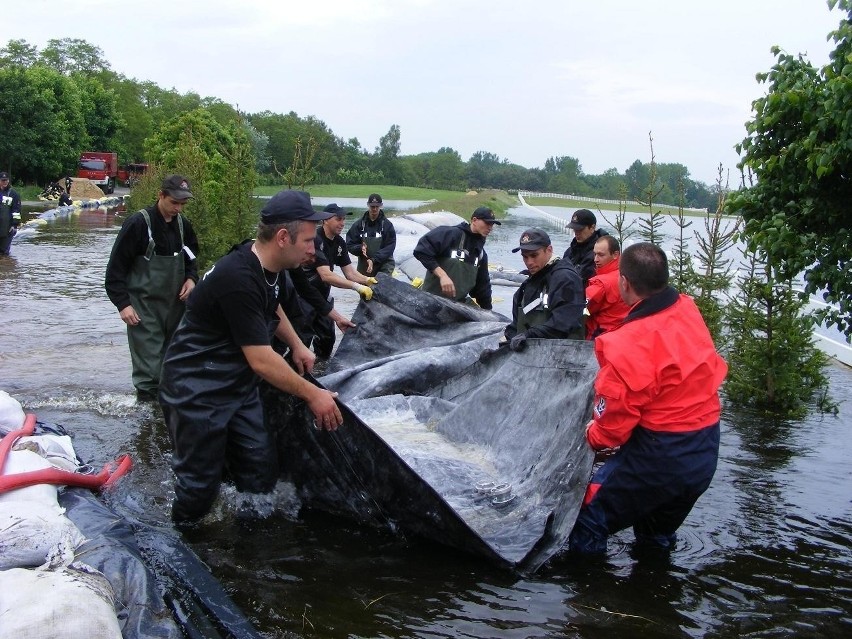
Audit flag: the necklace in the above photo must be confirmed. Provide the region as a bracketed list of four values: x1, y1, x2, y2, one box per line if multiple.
[252, 243, 279, 288]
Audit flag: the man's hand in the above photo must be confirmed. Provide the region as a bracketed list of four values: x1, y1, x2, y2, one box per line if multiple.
[365, 259, 374, 275]
[290, 341, 317, 375]
[509, 334, 527, 352]
[119, 305, 140, 326]
[329, 309, 355, 332]
[308, 388, 343, 431]
[354, 284, 373, 301]
[439, 273, 456, 299]
[366, 277, 378, 285]
[178, 278, 195, 301]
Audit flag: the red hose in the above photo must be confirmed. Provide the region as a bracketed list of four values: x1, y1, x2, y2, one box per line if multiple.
[0, 413, 133, 494]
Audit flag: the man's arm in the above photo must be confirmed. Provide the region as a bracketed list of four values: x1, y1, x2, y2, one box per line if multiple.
[373, 221, 396, 265]
[105, 214, 145, 316]
[345, 221, 363, 256]
[469, 255, 493, 310]
[241, 342, 342, 430]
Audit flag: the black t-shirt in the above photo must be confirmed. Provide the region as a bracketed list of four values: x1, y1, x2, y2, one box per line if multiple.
[185, 241, 280, 347]
[302, 230, 351, 297]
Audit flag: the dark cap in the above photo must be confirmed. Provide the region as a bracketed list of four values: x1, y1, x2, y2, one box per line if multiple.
[511, 228, 551, 253]
[471, 206, 502, 225]
[0, 172, 8, 180]
[323, 203, 352, 218]
[261, 190, 333, 224]
[367, 193, 383, 206]
[160, 175, 193, 200]
[566, 208, 596, 230]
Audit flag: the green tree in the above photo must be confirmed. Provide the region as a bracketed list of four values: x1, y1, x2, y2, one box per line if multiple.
[728, 0, 852, 336]
[374, 124, 402, 184]
[724, 249, 835, 418]
[73, 74, 123, 152]
[0, 65, 87, 181]
[0, 39, 38, 66]
[40, 38, 111, 75]
[140, 108, 257, 268]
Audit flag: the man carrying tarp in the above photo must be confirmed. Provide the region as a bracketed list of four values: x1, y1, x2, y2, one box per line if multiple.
[564, 208, 608, 288]
[301, 203, 376, 358]
[345, 193, 396, 276]
[585, 235, 630, 338]
[569, 242, 727, 555]
[413, 206, 499, 309]
[500, 228, 585, 351]
[159, 190, 343, 525]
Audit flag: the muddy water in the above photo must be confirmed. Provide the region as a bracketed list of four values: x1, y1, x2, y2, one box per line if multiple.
[1, 204, 851, 638]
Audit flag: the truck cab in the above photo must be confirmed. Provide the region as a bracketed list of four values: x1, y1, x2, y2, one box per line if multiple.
[78, 152, 118, 194]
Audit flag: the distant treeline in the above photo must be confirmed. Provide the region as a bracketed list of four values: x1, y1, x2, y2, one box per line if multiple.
[1, 38, 720, 210]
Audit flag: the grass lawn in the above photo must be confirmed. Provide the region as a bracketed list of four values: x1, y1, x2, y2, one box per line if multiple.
[255, 184, 521, 219]
[524, 195, 708, 216]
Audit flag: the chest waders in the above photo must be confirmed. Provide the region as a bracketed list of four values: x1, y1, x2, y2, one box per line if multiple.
[0, 196, 17, 255]
[422, 233, 480, 301]
[126, 210, 188, 394]
[516, 284, 553, 333]
[162, 271, 281, 524]
[357, 220, 395, 275]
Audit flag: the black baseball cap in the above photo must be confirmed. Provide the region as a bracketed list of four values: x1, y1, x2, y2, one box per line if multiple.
[261, 190, 334, 223]
[160, 175, 193, 200]
[323, 203, 352, 218]
[471, 206, 501, 225]
[0, 172, 9, 180]
[567, 208, 596, 230]
[512, 228, 551, 253]
[367, 193, 383, 206]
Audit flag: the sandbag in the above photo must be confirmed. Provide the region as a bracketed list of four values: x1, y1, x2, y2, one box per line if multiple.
[0, 501, 85, 570]
[0, 391, 25, 435]
[0, 450, 59, 508]
[0, 563, 122, 639]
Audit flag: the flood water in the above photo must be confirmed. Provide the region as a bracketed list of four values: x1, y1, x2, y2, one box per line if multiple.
[1, 202, 851, 638]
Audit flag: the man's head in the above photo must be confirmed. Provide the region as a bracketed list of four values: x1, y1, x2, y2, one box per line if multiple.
[258, 190, 335, 268]
[512, 228, 553, 275]
[157, 175, 193, 220]
[470, 206, 501, 237]
[566, 209, 597, 243]
[619, 242, 669, 305]
[593, 235, 620, 270]
[367, 193, 383, 221]
[0, 172, 9, 188]
[321, 203, 351, 237]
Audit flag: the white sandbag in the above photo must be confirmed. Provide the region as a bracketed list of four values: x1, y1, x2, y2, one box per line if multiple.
[0, 563, 122, 638]
[15, 434, 80, 472]
[0, 390, 25, 435]
[0, 502, 86, 570]
[0, 449, 59, 508]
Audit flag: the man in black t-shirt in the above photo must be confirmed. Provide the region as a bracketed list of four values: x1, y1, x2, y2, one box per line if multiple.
[301, 203, 376, 357]
[159, 190, 343, 524]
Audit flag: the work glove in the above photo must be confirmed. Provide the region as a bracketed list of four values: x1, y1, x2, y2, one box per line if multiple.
[366, 277, 378, 285]
[478, 342, 508, 363]
[411, 277, 424, 288]
[355, 284, 373, 301]
[509, 334, 528, 352]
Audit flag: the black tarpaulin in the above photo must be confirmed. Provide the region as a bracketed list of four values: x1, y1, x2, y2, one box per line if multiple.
[269, 276, 597, 572]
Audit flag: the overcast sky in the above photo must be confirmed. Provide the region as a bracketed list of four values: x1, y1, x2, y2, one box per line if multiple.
[8, 0, 843, 185]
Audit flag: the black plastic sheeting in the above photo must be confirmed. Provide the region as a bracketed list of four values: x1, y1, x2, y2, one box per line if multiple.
[268, 276, 597, 572]
[60, 489, 264, 639]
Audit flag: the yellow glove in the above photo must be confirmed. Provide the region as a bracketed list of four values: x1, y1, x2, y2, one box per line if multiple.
[355, 284, 373, 301]
[366, 277, 378, 285]
[411, 277, 424, 289]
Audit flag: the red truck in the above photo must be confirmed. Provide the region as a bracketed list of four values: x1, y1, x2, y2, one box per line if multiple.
[77, 152, 118, 194]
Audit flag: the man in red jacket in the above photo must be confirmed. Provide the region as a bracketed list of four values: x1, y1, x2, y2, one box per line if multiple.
[569, 242, 727, 555]
[585, 235, 631, 338]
